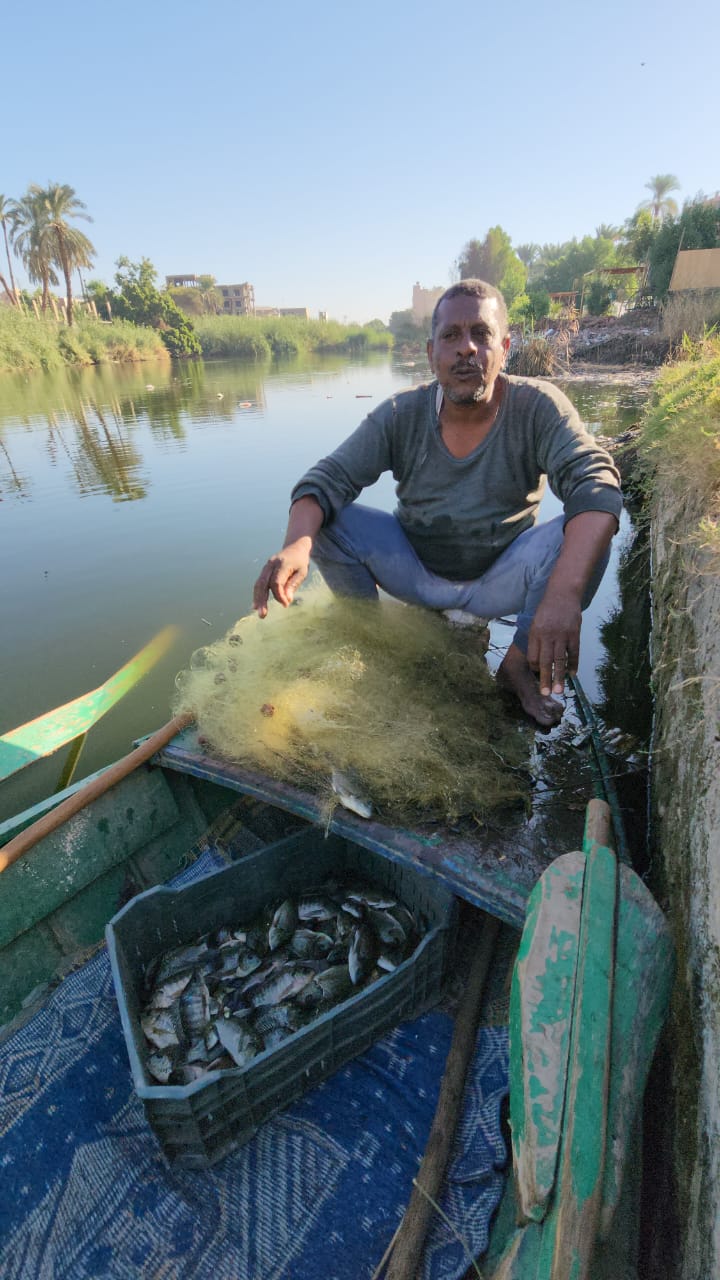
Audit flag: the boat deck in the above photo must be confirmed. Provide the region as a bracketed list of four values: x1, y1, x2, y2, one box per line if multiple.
[157, 687, 603, 930]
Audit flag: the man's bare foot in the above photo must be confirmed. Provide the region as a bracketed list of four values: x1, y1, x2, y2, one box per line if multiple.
[496, 643, 564, 728]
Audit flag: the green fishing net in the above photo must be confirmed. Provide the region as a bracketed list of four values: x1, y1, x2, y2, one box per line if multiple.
[173, 584, 531, 823]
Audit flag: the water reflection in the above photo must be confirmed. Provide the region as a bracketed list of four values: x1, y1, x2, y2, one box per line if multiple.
[0, 355, 652, 819]
[556, 379, 647, 437]
[0, 355, 409, 502]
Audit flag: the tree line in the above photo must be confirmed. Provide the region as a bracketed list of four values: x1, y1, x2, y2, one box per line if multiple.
[4, 174, 719, 352]
[390, 175, 720, 338]
[0, 183, 94, 326]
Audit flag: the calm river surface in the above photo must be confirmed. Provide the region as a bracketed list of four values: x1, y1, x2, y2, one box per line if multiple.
[0, 353, 648, 821]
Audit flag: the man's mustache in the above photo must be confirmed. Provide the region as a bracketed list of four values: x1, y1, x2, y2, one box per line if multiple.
[451, 362, 482, 373]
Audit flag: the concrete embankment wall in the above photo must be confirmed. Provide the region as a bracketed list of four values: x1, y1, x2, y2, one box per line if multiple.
[650, 486, 720, 1280]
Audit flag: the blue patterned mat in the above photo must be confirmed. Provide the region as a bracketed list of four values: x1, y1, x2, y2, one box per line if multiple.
[0, 852, 509, 1279]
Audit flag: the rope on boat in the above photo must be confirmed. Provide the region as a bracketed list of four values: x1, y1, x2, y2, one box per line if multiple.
[570, 673, 632, 866]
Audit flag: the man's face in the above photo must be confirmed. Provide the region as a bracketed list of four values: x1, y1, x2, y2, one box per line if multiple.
[427, 294, 510, 406]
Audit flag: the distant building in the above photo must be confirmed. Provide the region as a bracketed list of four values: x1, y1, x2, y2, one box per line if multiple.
[165, 274, 199, 288]
[412, 282, 445, 323]
[255, 306, 309, 319]
[165, 274, 256, 315]
[218, 283, 255, 315]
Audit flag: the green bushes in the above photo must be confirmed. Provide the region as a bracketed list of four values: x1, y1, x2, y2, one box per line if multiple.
[187, 316, 272, 360]
[639, 336, 720, 556]
[0, 307, 168, 373]
[193, 315, 393, 361]
[0, 305, 393, 375]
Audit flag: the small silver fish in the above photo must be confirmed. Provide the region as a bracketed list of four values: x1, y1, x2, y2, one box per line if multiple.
[141, 1009, 181, 1051]
[289, 929, 334, 960]
[297, 894, 337, 922]
[346, 885, 397, 910]
[155, 941, 213, 984]
[149, 972, 192, 1010]
[173, 1063, 210, 1085]
[147, 1052, 175, 1083]
[179, 975, 210, 1039]
[215, 1017, 261, 1067]
[315, 965, 353, 1001]
[331, 769, 373, 819]
[367, 907, 406, 948]
[254, 1004, 303, 1036]
[269, 899, 297, 951]
[249, 967, 315, 1008]
[348, 924, 378, 985]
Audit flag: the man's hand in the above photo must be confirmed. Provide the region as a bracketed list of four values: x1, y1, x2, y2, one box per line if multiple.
[526, 590, 582, 696]
[527, 510, 617, 696]
[252, 496, 324, 619]
[253, 538, 312, 618]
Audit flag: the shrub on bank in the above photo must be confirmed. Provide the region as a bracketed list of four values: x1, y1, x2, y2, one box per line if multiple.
[0, 307, 168, 373]
[193, 315, 393, 361]
[639, 335, 720, 557]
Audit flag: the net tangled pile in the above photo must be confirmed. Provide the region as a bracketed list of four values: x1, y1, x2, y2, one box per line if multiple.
[174, 585, 530, 822]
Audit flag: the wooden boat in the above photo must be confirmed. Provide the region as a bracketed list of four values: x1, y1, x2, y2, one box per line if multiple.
[0, 695, 674, 1279]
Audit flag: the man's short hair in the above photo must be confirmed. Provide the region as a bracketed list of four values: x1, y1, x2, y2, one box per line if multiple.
[430, 279, 509, 339]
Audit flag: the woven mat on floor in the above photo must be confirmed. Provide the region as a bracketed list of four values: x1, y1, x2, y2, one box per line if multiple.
[0, 851, 509, 1280]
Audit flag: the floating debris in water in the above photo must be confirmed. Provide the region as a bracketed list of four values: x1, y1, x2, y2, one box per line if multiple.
[140, 874, 422, 1083]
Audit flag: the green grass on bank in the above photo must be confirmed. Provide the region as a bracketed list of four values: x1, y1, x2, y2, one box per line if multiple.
[639, 333, 720, 556]
[193, 315, 393, 360]
[0, 307, 394, 374]
[0, 307, 168, 374]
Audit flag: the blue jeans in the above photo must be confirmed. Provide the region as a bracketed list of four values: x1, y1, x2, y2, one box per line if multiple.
[312, 504, 610, 655]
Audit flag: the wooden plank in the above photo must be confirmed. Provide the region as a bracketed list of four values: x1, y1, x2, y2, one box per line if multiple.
[0, 626, 177, 782]
[156, 732, 553, 926]
[0, 768, 180, 949]
[0, 715, 191, 874]
[510, 850, 586, 1222]
[535, 840, 618, 1280]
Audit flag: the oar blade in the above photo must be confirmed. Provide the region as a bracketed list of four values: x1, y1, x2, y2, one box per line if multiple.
[537, 839, 618, 1280]
[0, 625, 178, 781]
[510, 850, 586, 1222]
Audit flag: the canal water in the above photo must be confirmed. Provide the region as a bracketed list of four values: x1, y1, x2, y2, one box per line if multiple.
[0, 353, 649, 823]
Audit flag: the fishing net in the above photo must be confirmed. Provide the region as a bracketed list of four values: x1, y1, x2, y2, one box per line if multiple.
[173, 584, 531, 824]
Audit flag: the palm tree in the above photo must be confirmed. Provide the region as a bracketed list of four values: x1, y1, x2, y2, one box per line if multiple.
[10, 189, 58, 313]
[640, 175, 680, 222]
[0, 194, 19, 304]
[32, 183, 95, 326]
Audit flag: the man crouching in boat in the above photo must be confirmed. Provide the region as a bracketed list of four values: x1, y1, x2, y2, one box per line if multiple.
[252, 279, 622, 728]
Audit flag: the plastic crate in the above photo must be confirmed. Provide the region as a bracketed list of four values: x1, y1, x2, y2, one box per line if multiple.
[106, 828, 457, 1168]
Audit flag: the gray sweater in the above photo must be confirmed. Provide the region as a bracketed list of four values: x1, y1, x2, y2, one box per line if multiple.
[292, 376, 623, 582]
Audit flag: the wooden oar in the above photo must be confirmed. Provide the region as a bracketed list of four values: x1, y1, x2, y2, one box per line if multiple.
[509, 848, 586, 1221]
[383, 911, 501, 1280]
[493, 801, 616, 1280]
[534, 804, 617, 1280]
[0, 713, 193, 873]
[0, 625, 179, 784]
[489, 793, 674, 1279]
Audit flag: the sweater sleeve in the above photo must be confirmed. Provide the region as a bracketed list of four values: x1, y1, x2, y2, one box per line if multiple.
[533, 383, 623, 526]
[290, 398, 397, 524]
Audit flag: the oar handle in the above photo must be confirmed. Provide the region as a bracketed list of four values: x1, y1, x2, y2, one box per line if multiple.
[0, 713, 193, 874]
[384, 912, 501, 1279]
[583, 798, 613, 855]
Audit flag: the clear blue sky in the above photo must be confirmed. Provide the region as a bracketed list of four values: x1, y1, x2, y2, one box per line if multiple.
[3, 0, 717, 323]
